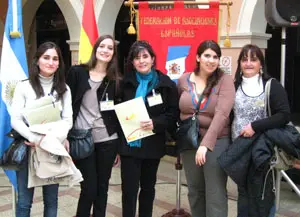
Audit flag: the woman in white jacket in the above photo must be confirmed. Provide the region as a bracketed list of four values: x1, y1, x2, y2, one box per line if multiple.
[11, 42, 73, 217]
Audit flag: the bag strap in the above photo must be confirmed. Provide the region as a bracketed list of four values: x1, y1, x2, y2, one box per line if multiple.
[194, 94, 204, 115]
[264, 78, 273, 117]
[99, 81, 110, 102]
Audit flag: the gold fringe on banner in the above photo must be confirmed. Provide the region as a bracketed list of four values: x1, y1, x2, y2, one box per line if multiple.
[124, 1, 233, 7]
[223, 2, 231, 47]
[127, 0, 137, 34]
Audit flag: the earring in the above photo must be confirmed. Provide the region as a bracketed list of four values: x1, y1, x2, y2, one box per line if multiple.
[240, 71, 242, 76]
[260, 68, 263, 74]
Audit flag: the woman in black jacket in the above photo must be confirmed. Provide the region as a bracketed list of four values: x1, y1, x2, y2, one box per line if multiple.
[232, 44, 290, 217]
[66, 35, 121, 217]
[119, 40, 179, 217]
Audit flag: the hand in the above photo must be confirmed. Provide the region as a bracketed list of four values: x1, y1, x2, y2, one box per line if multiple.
[63, 139, 70, 153]
[113, 154, 120, 167]
[24, 135, 45, 148]
[293, 159, 300, 170]
[195, 146, 208, 166]
[140, 119, 153, 131]
[24, 141, 37, 147]
[240, 123, 255, 138]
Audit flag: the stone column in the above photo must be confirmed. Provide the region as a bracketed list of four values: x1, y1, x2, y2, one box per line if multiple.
[219, 32, 272, 77]
[67, 40, 79, 65]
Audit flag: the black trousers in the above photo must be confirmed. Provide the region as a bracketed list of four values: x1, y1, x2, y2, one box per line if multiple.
[120, 156, 160, 217]
[75, 139, 118, 217]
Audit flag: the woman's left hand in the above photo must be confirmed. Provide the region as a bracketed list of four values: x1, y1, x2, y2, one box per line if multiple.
[113, 154, 121, 167]
[195, 146, 208, 166]
[140, 119, 154, 131]
[240, 123, 255, 138]
[63, 139, 70, 153]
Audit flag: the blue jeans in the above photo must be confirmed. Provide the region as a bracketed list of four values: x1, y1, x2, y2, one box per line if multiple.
[16, 162, 58, 217]
[268, 203, 276, 217]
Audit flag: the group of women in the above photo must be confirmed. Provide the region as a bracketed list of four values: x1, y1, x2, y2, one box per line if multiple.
[10, 32, 292, 217]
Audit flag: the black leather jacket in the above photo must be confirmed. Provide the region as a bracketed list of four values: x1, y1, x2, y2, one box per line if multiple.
[219, 125, 300, 217]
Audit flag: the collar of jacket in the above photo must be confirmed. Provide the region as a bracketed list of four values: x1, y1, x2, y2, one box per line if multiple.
[72, 64, 111, 102]
[123, 69, 174, 89]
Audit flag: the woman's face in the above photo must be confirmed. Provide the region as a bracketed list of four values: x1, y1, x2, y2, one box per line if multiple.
[197, 48, 219, 76]
[96, 38, 114, 63]
[38, 48, 59, 77]
[240, 51, 262, 78]
[132, 49, 154, 74]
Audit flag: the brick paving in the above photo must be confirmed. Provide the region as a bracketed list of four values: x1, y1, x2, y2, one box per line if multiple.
[0, 157, 298, 217]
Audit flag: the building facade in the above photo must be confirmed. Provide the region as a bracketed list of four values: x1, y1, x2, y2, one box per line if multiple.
[1, 0, 300, 113]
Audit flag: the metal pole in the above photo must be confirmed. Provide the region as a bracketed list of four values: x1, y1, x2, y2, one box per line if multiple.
[124, 0, 233, 7]
[280, 27, 286, 87]
[281, 170, 300, 197]
[12, 186, 16, 217]
[275, 170, 281, 211]
[176, 169, 181, 210]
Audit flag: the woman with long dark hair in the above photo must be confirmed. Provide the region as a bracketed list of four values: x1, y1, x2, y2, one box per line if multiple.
[119, 40, 179, 217]
[232, 44, 290, 217]
[178, 40, 235, 217]
[67, 34, 121, 217]
[11, 41, 73, 217]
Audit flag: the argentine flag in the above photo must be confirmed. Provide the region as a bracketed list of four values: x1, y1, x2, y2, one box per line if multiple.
[165, 45, 190, 81]
[0, 0, 28, 189]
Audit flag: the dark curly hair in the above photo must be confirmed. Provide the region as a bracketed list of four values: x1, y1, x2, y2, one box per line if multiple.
[234, 44, 270, 88]
[29, 41, 66, 100]
[126, 40, 156, 73]
[194, 40, 224, 97]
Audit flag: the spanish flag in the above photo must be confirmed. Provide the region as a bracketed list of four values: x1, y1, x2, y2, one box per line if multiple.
[78, 0, 99, 63]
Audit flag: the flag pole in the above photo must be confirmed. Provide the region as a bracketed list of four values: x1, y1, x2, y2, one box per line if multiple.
[0, 1, 28, 215]
[12, 186, 16, 217]
[124, 0, 233, 6]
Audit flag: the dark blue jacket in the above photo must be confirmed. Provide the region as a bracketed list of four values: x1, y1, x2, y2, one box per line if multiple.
[218, 125, 300, 217]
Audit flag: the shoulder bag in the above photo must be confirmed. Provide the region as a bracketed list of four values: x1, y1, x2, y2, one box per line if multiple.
[0, 129, 27, 170]
[265, 79, 294, 170]
[176, 94, 203, 153]
[68, 81, 110, 160]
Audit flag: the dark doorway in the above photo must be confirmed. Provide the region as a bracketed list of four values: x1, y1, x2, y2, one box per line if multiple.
[114, 1, 137, 75]
[265, 25, 300, 118]
[36, 0, 71, 71]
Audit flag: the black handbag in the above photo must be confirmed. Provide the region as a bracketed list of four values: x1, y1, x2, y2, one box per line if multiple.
[176, 95, 203, 153]
[0, 129, 27, 170]
[68, 128, 94, 160]
[68, 81, 110, 160]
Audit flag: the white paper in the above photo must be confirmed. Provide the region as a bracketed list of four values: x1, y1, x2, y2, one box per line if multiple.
[114, 97, 155, 143]
[23, 96, 61, 126]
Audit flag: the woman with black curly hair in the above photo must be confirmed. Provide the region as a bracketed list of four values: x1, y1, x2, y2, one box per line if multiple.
[119, 40, 179, 217]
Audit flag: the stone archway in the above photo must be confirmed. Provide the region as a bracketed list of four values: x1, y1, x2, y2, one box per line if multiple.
[55, 0, 81, 41]
[22, 0, 80, 42]
[237, 0, 267, 34]
[96, 0, 124, 35]
[225, 0, 270, 49]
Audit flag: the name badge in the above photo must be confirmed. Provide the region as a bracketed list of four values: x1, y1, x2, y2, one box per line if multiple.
[100, 100, 114, 111]
[255, 100, 264, 107]
[147, 90, 163, 107]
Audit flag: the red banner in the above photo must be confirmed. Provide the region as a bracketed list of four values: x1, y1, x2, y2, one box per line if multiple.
[138, 1, 219, 79]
